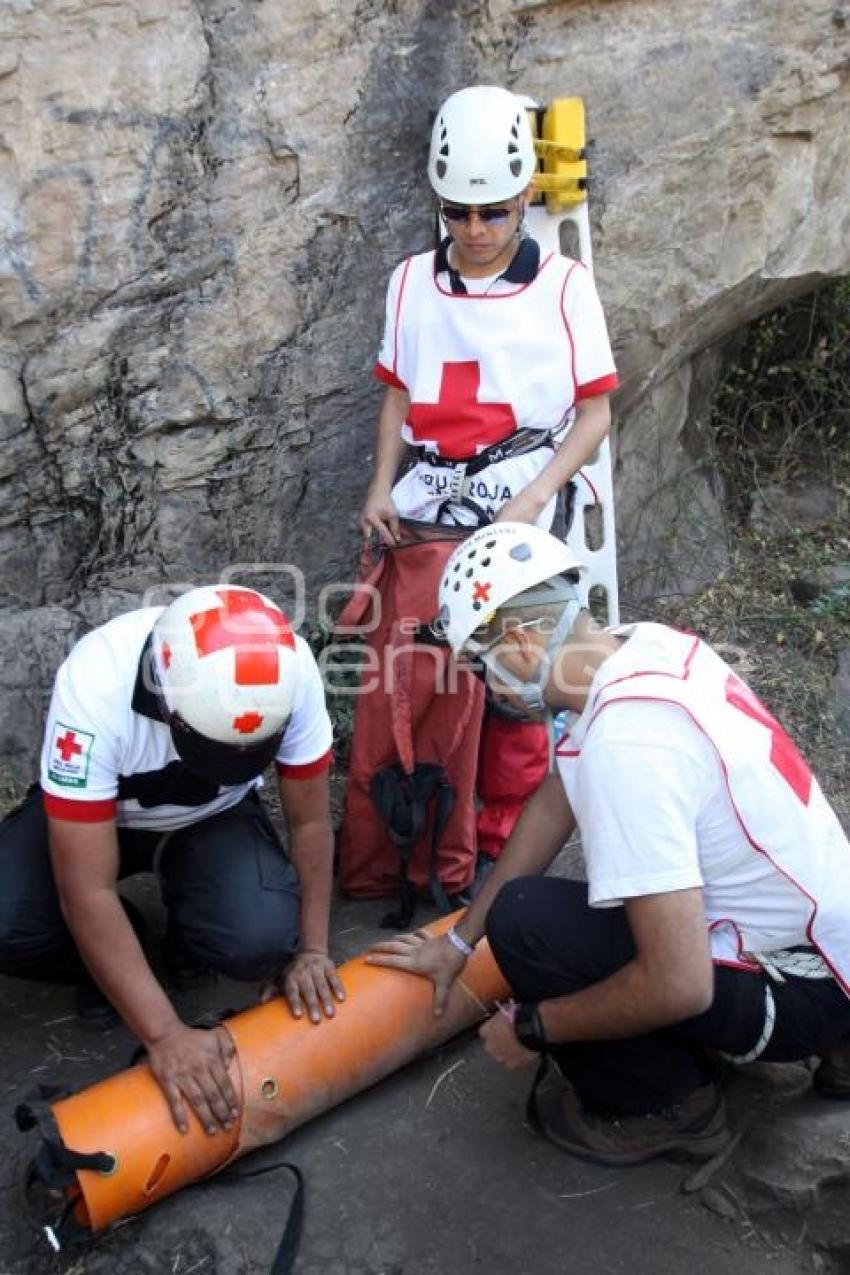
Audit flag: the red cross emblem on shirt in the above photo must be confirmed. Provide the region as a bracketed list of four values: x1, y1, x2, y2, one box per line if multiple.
[55, 730, 83, 762]
[725, 675, 812, 806]
[473, 581, 492, 604]
[408, 361, 518, 460]
[190, 589, 294, 685]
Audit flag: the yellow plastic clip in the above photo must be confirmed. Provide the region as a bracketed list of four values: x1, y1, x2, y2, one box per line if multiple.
[531, 97, 588, 211]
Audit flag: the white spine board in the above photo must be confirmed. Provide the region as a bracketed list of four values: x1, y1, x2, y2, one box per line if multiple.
[526, 199, 619, 625]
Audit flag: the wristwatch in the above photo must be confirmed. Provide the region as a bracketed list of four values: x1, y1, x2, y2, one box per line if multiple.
[513, 1001, 548, 1053]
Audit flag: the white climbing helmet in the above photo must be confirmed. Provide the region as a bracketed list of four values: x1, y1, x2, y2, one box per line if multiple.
[428, 86, 537, 204]
[437, 523, 587, 656]
[150, 585, 298, 784]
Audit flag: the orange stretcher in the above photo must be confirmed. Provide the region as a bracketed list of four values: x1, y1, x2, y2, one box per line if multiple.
[17, 914, 509, 1240]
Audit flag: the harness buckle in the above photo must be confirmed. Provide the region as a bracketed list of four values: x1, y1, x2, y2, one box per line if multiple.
[447, 462, 468, 503]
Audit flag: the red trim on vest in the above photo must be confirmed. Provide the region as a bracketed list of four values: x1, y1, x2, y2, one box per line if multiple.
[43, 792, 117, 823]
[392, 256, 412, 379]
[600, 634, 701, 694]
[576, 372, 620, 401]
[276, 748, 333, 780]
[583, 689, 847, 995]
[432, 251, 556, 300]
[374, 362, 405, 390]
[707, 915, 755, 965]
[559, 260, 579, 402]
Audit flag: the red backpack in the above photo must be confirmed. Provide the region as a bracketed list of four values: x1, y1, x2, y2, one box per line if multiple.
[336, 521, 484, 926]
[476, 713, 549, 859]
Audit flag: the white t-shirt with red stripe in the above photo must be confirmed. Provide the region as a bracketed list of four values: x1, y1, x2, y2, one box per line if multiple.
[375, 245, 618, 527]
[41, 608, 333, 831]
[556, 623, 850, 991]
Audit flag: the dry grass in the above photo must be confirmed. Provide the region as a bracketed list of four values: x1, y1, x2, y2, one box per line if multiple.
[653, 526, 850, 820]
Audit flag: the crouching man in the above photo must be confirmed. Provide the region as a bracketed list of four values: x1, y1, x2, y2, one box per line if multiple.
[0, 585, 343, 1134]
[370, 524, 850, 1165]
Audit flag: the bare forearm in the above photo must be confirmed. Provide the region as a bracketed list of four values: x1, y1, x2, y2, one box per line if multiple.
[62, 889, 180, 1045]
[289, 822, 334, 953]
[539, 955, 712, 1044]
[456, 775, 575, 947]
[528, 395, 611, 504]
[369, 387, 411, 491]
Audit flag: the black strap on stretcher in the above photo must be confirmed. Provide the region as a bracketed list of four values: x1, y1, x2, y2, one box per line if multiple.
[15, 1082, 305, 1273]
[15, 1085, 114, 1250]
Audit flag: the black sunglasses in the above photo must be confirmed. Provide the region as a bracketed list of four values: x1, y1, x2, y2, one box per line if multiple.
[440, 202, 516, 225]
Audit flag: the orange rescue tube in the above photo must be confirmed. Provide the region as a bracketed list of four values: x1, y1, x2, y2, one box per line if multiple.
[46, 914, 508, 1233]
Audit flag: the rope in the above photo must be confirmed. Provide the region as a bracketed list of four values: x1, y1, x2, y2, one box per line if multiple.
[721, 983, 777, 1065]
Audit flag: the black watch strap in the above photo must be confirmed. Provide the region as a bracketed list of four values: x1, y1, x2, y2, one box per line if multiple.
[513, 1001, 547, 1053]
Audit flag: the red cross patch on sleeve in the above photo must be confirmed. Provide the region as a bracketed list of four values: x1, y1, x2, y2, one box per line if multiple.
[47, 722, 95, 789]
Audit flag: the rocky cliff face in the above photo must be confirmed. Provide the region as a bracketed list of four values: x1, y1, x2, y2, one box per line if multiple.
[1, 0, 849, 775]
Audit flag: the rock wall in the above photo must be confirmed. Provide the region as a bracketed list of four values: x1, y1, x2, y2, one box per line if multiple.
[1, 0, 849, 775]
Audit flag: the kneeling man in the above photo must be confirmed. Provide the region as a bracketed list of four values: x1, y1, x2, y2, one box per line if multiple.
[0, 585, 342, 1134]
[371, 524, 850, 1164]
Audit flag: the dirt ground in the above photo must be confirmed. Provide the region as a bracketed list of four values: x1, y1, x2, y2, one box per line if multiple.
[1, 858, 840, 1275]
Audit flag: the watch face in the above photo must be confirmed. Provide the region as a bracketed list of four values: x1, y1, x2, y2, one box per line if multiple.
[515, 1002, 546, 1052]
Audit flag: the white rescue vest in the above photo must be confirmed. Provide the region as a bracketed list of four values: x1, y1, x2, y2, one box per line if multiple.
[393, 251, 584, 457]
[557, 623, 850, 994]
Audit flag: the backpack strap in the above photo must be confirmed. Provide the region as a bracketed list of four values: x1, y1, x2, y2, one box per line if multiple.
[389, 620, 480, 780]
[369, 762, 433, 928]
[377, 615, 483, 926]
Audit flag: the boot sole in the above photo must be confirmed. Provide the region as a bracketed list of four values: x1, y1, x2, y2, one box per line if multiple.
[528, 1071, 734, 1168]
[532, 1116, 734, 1168]
[813, 1076, 850, 1100]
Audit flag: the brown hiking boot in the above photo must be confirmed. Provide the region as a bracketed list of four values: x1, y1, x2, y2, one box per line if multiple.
[529, 1062, 732, 1167]
[813, 1036, 850, 1099]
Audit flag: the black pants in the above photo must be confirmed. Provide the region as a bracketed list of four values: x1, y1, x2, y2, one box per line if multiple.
[487, 877, 850, 1116]
[0, 785, 301, 985]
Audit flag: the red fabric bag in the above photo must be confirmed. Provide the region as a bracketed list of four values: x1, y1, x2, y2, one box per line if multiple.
[336, 521, 484, 922]
[475, 713, 549, 860]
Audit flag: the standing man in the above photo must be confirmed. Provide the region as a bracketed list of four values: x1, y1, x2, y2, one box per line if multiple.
[0, 585, 343, 1136]
[371, 524, 850, 1165]
[350, 84, 619, 897]
[361, 84, 618, 542]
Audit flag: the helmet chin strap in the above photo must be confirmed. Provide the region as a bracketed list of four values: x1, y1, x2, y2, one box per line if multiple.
[479, 590, 582, 770]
